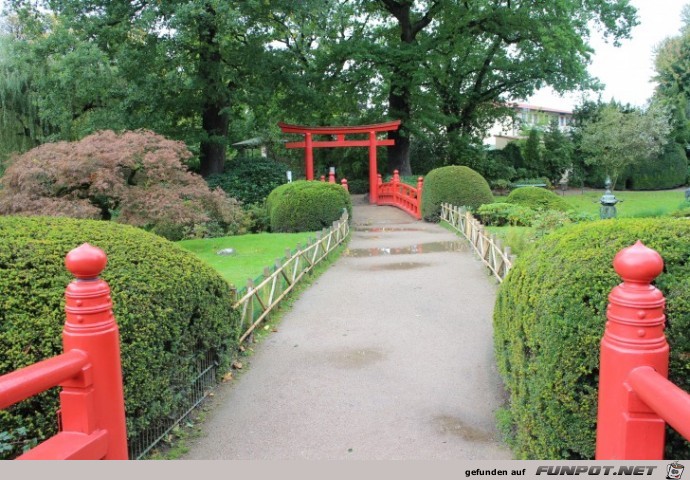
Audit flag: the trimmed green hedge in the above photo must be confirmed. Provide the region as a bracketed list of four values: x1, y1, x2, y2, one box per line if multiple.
[494, 218, 690, 459]
[505, 187, 571, 212]
[267, 180, 352, 233]
[421, 165, 494, 221]
[0, 216, 238, 458]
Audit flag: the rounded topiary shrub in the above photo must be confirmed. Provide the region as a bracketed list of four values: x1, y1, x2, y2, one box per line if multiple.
[0, 216, 238, 458]
[476, 202, 536, 227]
[267, 180, 352, 233]
[494, 218, 690, 459]
[421, 165, 494, 221]
[505, 186, 571, 212]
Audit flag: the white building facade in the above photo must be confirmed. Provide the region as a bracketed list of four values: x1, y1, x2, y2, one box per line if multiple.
[484, 103, 573, 149]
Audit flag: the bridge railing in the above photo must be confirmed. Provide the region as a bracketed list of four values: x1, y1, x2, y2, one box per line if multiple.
[440, 203, 515, 282]
[376, 170, 423, 219]
[233, 209, 350, 344]
[317, 170, 349, 191]
[596, 241, 690, 459]
[0, 244, 128, 460]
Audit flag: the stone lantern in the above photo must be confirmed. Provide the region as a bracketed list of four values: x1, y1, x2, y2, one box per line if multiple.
[599, 176, 621, 219]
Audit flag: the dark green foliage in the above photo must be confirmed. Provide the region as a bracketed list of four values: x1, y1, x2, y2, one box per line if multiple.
[421, 166, 494, 221]
[506, 187, 570, 211]
[483, 149, 518, 183]
[504, 143, 526, 172]
[345, 179, 370, 195]
[625, 142, 688, 190]
[267, 180, 352, 233]
[476, 203, 536, 227]
[0, 216, 238, 459]
[494, 219, 690, 459]
[542, 120, 574, 185]
[522, 129, 542, 177]
[206, 156, 289, 206]
[243, 202, 271, 233]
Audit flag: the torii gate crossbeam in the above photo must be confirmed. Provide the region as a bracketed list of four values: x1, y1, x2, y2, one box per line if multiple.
[278, 120, 401, 204]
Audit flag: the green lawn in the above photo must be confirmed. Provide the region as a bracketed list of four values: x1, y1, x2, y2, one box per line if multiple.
[497, 188, 688, 218]
[177, 232, 315, 287]
[488, 188, 689, 255]
[561, 189, 688, 218]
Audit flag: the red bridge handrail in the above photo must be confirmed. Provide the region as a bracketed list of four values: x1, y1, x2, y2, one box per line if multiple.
[0, 350, 88, 409]
[596, 241, 690, 459]
[0, 243, 128, 460]
[628, 366, 690, 442]
[376, 170, 423, 220]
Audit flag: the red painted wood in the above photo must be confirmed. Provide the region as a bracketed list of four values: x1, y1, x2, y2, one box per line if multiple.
[0, 351, 88, 409]
[369, 131, 378, 204]
[63, 243, 128, 459]
[376, 170, 422, 220]
[628, 366, 690, 442]
[278, 120, 401, 135]
[596, 241, 670, 459]
[278, 121, 400, 204]
[284, 139, 396, 149]
[0, 243, 128, 460]
[18, 431, 109, 460]
[305, 133, 314, 180]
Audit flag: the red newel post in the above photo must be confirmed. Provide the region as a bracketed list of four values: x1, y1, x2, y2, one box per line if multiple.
[416, 176, 424, 220]
[328, 167, 336, 184]
[595, 241, 668, 460]
[320, 175, 325, 182]
[377, 173, 383, 186]
[63, 243, 128, 460]
[341, 178, 349, 192]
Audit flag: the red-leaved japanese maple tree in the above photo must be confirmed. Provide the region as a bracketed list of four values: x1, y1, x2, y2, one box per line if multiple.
[0, 130, 244, 240]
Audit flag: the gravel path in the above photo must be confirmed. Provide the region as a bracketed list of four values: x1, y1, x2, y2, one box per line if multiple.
[183, 196, 512, 459]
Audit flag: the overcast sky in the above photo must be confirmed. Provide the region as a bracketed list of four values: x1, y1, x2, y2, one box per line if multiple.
[527, 0, 689, 111]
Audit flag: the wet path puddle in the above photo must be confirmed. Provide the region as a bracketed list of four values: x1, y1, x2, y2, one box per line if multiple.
[433, 415, 494, 443]
[356, 262, 432, 272]
[326, 348, 385, 369]
[353, 227, 429, 233]
[344, 241, 467, 257]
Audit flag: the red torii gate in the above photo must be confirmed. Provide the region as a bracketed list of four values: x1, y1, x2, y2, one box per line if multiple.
[278, 120, 401, 204]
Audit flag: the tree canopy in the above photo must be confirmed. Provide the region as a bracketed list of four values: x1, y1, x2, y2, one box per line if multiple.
[579, 103, 671, 189]
[0, 0, 639, 176]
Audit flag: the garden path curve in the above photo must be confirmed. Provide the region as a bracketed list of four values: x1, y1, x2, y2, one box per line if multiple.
[183, 195, 512, 459]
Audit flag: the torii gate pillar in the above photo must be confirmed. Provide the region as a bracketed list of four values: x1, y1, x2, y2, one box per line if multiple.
[368, 131, 378, 203]
[278, 120, 401, 204]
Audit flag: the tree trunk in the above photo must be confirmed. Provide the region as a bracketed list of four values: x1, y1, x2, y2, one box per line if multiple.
[382, 1, 437, 176]
[199, 105, 229, 177]
[387, 128, 411, 175]
[387, 77, 412, 175]
[197, 2, 230, 177]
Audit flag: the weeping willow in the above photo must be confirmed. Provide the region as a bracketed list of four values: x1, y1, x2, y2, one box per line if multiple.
[0, 34, 43, 166]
